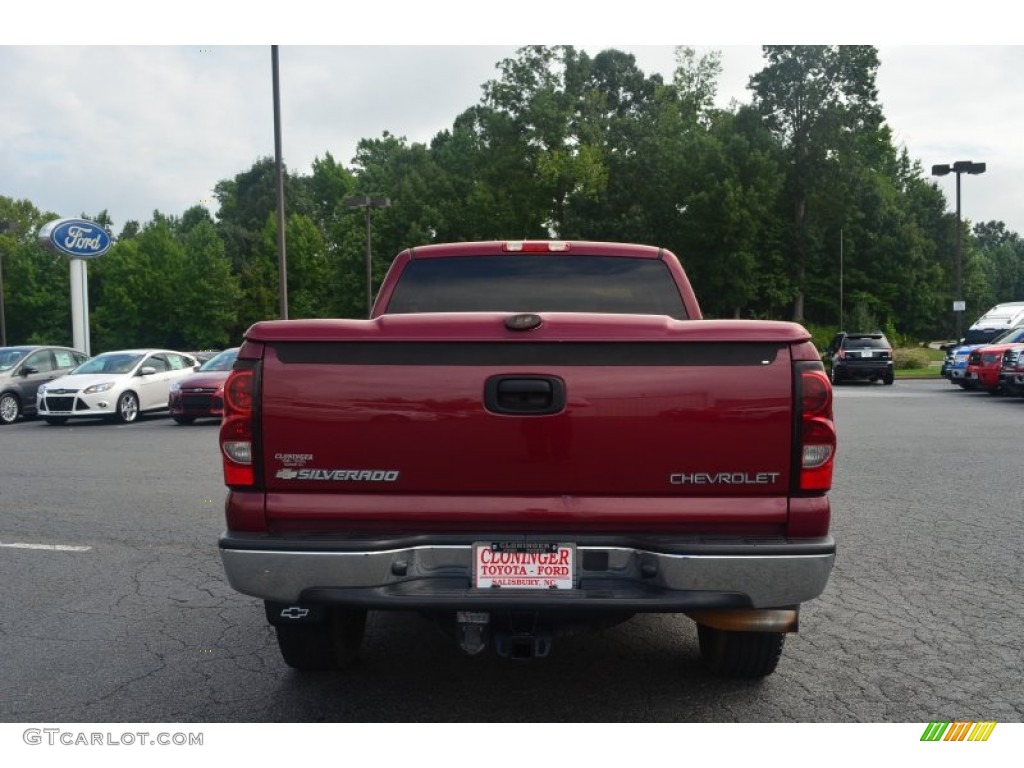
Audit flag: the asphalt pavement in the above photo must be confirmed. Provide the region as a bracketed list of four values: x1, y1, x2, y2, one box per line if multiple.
[0, 378, 1021, 722]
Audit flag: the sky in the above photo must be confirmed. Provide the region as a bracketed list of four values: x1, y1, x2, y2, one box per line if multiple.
[3, 4, 1024, 238]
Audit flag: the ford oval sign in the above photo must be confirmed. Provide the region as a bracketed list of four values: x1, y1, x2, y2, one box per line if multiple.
[38, 218, 113, 259]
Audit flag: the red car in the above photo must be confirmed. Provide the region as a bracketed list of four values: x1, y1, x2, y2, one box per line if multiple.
[168, 347, 238, 423]
[964, 327, 1024, 394]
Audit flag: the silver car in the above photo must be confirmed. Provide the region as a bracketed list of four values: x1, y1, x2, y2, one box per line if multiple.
[0, 345, 89, 425]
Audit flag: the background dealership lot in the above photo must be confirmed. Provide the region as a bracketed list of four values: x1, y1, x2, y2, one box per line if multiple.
[0, 379, 1021, 722]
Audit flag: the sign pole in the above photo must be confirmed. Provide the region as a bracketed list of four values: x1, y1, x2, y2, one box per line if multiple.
[38, 218, 112, 356]
[69, 258, 90, 355]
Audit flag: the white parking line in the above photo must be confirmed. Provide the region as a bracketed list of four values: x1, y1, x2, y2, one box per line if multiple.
[0, 540, 92, 552]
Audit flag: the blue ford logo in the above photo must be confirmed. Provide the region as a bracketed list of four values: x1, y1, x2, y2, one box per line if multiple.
[38, 218, 113, 259]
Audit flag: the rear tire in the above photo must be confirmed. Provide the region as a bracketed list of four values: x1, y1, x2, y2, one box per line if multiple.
[697, 624, 785, 678]
[275, 609, 367, 671]
[883, 372, 894, 385]
[0, 392, 21, 425]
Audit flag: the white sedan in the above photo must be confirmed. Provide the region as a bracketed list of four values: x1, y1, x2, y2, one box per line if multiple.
[36, 349, 199, 425]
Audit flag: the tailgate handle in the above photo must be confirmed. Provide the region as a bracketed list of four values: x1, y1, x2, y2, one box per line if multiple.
[485, 376, 565, 415]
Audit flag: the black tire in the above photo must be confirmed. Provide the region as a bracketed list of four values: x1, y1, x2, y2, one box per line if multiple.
[829, 367, 841, 385]
[173, 415, 196, 425]
[114, 391, 140, 424]
[44, 416, 68, 426]
[697, 623, 785, 678]
[0, 392, 21, 425]
[275, 609, 367, 671]
[883, 373, 894, 385]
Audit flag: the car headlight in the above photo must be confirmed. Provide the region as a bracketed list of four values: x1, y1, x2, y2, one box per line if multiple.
[83, 382, 115, 394]
[38, 384, 47, 396]
[170, 381, 181, 393]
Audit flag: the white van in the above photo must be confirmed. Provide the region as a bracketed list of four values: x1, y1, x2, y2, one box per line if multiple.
[965, 302, 1024, 344]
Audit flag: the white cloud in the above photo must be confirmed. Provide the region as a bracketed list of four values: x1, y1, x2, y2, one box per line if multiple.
[2, 43, 1024, 235]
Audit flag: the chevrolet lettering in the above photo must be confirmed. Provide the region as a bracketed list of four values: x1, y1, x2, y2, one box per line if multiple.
[670, 472, 782, 485]
[218, 240, 837, 679]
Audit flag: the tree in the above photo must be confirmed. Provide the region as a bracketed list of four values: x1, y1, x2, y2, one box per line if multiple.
[91, 211, 242, 350]
[750, 46, 884, 322]
[0, 197, 70, 345]
[178, 215, 240, 347]
[260, 213, 332, 320]
[90, 235, 153, 350]
[673, 106, 787, 318]
[431, 106, 549, 240]
[214, 158, 315, 332]
[970, 220, 1024, 314]
[119, 220, 140, 240]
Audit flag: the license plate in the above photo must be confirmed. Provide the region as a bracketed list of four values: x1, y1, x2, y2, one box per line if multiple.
[473, 542, 575, 590]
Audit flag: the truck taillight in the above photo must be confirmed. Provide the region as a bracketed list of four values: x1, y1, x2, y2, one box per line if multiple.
[225, 368, 254, 411]
[220, 366, 256, 487]
[797, 367, 836, 492]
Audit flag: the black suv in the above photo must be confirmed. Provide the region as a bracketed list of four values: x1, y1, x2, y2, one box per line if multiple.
[824, 332, 894, 385]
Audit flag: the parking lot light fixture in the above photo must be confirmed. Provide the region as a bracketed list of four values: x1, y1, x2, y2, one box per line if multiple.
[931, 161, 986, 341]
[342, 195, 391, 317]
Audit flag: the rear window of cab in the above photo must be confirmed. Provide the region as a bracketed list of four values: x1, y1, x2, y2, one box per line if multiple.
[386, 255, 689, 319]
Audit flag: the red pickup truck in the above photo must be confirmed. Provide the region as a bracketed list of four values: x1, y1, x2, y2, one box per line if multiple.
[218, 240, 836, 678]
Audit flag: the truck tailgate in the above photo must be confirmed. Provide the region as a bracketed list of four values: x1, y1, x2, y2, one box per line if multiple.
[256, 322, 795, 512]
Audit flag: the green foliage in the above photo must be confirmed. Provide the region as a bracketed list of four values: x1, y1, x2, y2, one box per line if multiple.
[844, 302, 880, 334]
[260, 213, 335, 320]
[178, 215, 240, 347]
[90, 214, 240, 351]
[750, 46, 885, 323]
[0, 196, 71, 345]
[4, 47, 1023, 349]
[801, 322, 839, 353]
[893, 348, 931, 370]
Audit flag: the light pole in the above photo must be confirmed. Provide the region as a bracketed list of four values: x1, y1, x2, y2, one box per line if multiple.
[271, 45, 288, 320]
[342, 195, 391, 317]
[0, 220, 10, 346]
[932, 160, 986, 340]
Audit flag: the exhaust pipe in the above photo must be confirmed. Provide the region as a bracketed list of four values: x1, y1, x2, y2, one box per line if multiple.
[686, 609, 799, 633]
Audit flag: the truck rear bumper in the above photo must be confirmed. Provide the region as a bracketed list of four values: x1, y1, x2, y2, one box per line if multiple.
[219, 533, 835, 611]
